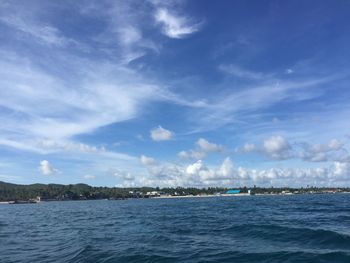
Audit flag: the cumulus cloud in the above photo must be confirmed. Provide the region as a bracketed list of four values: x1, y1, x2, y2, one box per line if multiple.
[150, 126, 173, 141]
[333, 162, 350, 179]
[117, 157, 350, 188]
[140, 155, 157, 166]
[236, 137, 350, 164]
[300, 139, 345, 162]
[243, 143, 256, 153]
[143, 158, 235, 187]
[186, 160, 207, 175]
[185, 158, 235, 182]
[111, 169, 134, 182]
[263, 136, 293, 160]
[154, 8, 201, 38]
[178, 138, 223, 160]
[197, 138, 223, 152]
[178, 150, 206, 160]
[38, 160, 58, 175]
[328, 139, 343, 150]
[83, 174, 96, 179]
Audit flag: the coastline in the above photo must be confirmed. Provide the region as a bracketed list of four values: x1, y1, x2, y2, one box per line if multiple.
[2, 192, 350, 204]
[154, 193, 251, 199]
[147, 192, 350, 199]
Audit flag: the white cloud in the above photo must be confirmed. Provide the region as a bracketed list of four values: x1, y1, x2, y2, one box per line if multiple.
[178, 138, 223, 160]
[236, 137, 349, 164]
[218, 157, 235, 178]
[333, 162, 350, 180]
[83, 174, 95, 179]
[79, 1, 161, 64]
[117, 26, 142, 46]
[184, 158, 237, 183]
[328, 139, 343, 150]
[219, 64, 263, 80]
[0, 2, 202, 157]
[143, 158, 350, 187]
[0, 51, 166, 142]
[187, 74, 336, 132]
[150, 126, 173, 141]
[178, 150, 206, 160]
[136, 134, 144, 141]
[38, 160, 58, 175]
[154, 8, 200, 38]
[140, 155, 157, 166]
[186, 160, 207, 175]
[304, 152, 328, 162]
[197, 138, 223, 152]
[36, 140, 103, 154]
[178, 150, 189, 159]
[263, 136, 292, 160]
[243, 143, 256, 153]
[0, 15, 70, 46]
[300, 139, 345, 162]
[111, 169, 135, 183]
[333, 152, 350, 163]
[0, 174, 23, 181]
[119, 157, 350, 188]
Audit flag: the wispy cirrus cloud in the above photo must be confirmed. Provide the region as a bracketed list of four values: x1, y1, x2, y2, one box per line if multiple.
[154, 7, 202, 38]
[1, 0, 350, 188]
[219, 64, 264, 80]
[186, 67, 340, 133]
[0, 15, 70, 47]
[0, 1, 72, 47]
[0, 51, 162, 140]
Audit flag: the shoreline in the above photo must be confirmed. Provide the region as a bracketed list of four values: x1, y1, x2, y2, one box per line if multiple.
[1, 192, 350, 204]
[139, 192, 350, 199]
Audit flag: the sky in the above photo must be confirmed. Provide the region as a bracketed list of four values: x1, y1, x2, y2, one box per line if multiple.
[1, 0, 350, 188]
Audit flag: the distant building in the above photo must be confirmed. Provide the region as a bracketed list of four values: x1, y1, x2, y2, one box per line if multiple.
[226, 189, 240, 194]
[146, 191, 160, 197]
[248, 189, 255, 195]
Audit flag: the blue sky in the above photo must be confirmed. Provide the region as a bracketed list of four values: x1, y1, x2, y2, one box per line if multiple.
[1, 0, 350, 187]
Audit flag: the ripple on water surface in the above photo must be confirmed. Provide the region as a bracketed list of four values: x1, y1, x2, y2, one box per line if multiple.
[1, 195, 350, 263]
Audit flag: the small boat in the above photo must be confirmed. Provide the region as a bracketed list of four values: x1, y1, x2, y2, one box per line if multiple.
[9, 200, 38, 204]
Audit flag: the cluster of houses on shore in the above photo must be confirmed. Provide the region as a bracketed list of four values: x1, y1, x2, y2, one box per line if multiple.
[3, 188, 349, 204]
[127, 189, 254, 198]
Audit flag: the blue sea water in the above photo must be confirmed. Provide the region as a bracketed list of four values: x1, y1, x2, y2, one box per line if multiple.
[1, 194, 350, 263]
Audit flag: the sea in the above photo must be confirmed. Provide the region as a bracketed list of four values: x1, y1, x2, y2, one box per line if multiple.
[1, 194, 350, 263]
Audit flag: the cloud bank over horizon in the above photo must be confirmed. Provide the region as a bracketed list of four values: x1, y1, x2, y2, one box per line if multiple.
[1, 0, 350, 187]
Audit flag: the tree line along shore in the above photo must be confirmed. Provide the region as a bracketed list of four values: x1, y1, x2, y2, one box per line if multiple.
[0, 181, 349, 203]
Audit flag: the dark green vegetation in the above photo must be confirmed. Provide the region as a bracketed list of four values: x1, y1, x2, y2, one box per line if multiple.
[0, 181, 348, 201]
[0, 181, 227, 201]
